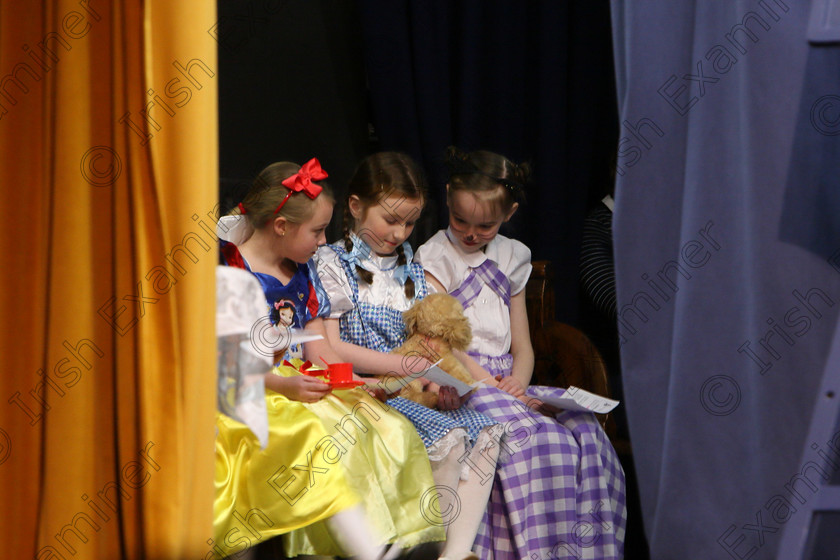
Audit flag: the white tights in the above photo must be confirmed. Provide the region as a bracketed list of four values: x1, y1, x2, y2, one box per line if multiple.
[326, 505, 398, 560]
[429, 426, 501, 560]
[289, 505, 395, 560]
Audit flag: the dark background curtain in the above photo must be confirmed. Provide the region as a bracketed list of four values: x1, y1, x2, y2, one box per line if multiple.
[218, 0, 618, 326]
[358, 0, 618, 324]
[611, 0, 840, 558]
[217, 0, 371, 222]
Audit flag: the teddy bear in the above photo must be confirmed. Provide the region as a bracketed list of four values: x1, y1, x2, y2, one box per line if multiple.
[384, 292, 477, 408]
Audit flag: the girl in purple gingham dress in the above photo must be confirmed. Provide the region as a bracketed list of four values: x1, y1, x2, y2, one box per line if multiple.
[315, 152, 503, 560]
[415, 147, 627, 560]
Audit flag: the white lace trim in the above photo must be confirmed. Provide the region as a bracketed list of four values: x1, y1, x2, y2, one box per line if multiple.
[460, 424, 505, 481]
[426, 428, 469, 463]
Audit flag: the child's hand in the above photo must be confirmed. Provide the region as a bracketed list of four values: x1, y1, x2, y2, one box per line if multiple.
[496, 375, 526, 398]
[278, 375, 332, 403]
[363, 385, 393, 402]
[437, 386, 466, 410]
[517, 395, 560, 417]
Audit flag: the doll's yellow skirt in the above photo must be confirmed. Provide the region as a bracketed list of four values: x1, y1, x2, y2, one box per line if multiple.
[276, 364, 445, 556]
[214, 391, 358, 556]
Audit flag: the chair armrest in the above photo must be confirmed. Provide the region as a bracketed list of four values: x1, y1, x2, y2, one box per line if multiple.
[532, 320, 619, 437]
[532, 321, 608, 394]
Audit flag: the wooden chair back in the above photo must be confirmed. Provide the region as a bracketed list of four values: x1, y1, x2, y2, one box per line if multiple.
[526, 260, 614, 433]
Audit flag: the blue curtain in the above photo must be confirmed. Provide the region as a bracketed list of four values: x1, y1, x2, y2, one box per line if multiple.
[611, 1, 840, 558]
[358, 0, 618, 324]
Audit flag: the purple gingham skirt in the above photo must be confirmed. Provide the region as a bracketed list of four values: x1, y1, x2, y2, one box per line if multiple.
[465, 384, 627, 560]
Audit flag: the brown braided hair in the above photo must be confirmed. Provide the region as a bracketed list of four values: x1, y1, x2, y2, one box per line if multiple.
[343, 152, 427, 299]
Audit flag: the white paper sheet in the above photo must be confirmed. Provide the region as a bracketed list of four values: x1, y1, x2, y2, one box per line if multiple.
[377, 359, 480, 396]
[526, 386, 619, 414]
[421, 360, 481, 396]
[287, 328, 324, 345]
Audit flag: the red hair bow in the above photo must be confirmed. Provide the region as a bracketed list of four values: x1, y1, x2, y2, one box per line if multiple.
[274, 158, 328, 214]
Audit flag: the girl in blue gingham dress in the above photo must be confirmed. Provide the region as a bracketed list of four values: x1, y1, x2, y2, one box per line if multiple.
[315, 152, 502, 560]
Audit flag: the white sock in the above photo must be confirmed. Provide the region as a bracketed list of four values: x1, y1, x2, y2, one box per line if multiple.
[326, 505, 386, 560]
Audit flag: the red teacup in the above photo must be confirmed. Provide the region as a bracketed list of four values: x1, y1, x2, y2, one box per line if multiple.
[328, 362, 354, 383]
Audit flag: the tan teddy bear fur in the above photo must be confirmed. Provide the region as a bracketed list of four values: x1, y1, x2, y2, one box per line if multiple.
[384, 293, 476, 408]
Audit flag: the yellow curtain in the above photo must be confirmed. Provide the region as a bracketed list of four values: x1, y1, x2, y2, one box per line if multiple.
[0, 1, 217, 558]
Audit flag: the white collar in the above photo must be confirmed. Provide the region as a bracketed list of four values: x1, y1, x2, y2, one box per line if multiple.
[444, 227, 496, 268]
[349, 232, 399, 272]
[360, 251, 399, 273]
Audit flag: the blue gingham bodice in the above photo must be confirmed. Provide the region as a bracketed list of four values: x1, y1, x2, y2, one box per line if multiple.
[324, 242, 428, 352]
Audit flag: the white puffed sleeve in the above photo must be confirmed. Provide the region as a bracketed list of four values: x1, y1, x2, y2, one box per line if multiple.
[507, 238, 533, 296]
[217, 214, 253, 245]
[313, 246, 355, 319]
[415, 230, 459, 293]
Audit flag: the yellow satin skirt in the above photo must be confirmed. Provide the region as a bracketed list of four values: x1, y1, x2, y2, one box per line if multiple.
[214, 389, 359, 557]
[277, 365, 446, 556]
